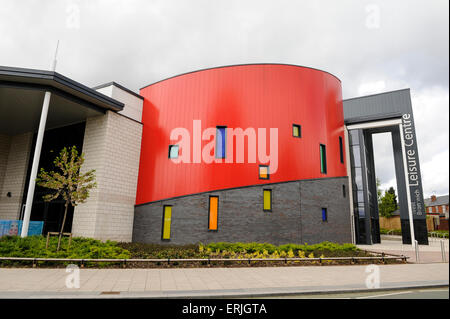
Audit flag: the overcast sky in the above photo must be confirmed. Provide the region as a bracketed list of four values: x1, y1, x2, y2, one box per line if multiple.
[1, 0, 448, 197]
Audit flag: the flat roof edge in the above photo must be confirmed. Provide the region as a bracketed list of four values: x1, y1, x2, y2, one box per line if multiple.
[139, 63, 342, 91]
[0, 65, 124, 111]
[92, 81, 144, 100]
[343, 88, 411, 102]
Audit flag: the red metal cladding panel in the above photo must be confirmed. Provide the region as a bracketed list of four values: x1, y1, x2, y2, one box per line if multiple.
[136, 64, 347, 205]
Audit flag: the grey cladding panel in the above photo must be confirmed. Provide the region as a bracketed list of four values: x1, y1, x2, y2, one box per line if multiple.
[343, 89, 412, 122]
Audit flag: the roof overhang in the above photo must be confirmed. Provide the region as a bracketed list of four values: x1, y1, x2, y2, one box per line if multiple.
[0, 66, 124, 135]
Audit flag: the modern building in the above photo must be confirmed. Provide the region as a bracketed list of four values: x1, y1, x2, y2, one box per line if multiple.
[0, 63, 429, 245]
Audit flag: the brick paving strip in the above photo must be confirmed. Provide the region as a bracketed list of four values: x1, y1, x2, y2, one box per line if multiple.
[0, 263, 448, 298]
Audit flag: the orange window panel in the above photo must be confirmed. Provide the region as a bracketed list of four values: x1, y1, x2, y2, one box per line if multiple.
[209, 196, 219, 231]
[259, 165, 269, 180]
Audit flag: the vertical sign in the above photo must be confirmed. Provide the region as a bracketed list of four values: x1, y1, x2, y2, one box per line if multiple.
[401, 113, 425, 218]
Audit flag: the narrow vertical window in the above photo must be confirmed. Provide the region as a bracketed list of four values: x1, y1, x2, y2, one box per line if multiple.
[208, 196, 219, 231]
[168, 145, 179, 159]
[162, 206, 172, 240]
[216, 126, 226, 159]
[292, 124, 301, 138]
[322, 208, 328, 222]
[263, 189, 272, 212]
[320, 144, 327, 174]
[259, 165, 270, 180]
[339, 136, 344, 164]
[343, 184, 346, 198]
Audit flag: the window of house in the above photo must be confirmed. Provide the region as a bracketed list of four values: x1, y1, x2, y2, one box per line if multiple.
[263, 189, 272, 212]
[209, 196, 219, 231]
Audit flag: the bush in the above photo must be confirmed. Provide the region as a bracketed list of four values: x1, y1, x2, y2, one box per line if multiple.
[380, 228, 402, 235]
[203, 241, 358, 257]
[0, 235, 130, 265]
[1, 237, 374, 268]
[429, 230, 449, 238]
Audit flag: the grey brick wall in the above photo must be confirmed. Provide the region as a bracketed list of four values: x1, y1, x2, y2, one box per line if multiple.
[133, 177, 351, 245]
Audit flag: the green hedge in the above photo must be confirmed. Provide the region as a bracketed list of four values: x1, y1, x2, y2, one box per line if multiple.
[429, 230, 449, 238]
[0, 235, 130, 260]
[380, 228, 402, 235]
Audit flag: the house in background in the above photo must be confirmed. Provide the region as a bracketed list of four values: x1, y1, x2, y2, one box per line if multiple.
[425, 195, 449, 231]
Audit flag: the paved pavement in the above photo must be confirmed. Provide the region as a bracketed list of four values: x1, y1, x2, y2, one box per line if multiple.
[358, 237, 449, 263]
[0, 263, 448, 298]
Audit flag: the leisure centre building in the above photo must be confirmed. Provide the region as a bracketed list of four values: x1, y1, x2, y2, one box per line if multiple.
[0, 63, 428, 245]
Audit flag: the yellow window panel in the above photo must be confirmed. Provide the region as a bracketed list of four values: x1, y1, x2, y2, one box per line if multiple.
[162, 206, 172, 240]
[263, 190, 272, 211]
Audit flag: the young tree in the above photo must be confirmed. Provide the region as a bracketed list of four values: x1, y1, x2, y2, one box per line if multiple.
[379, 187, 398, 218]
[387, 186, 398, 209]
[376, 178, 382, 204]
[36, 146, 96, 251]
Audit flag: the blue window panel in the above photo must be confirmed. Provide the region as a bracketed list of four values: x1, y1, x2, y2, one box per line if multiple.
[216, 126, 226, 159]
[322, 208, 327, 221]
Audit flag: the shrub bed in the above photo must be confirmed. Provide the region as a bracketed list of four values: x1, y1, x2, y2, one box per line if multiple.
[0, 235, 130, 267]
[0, 236, 403, 268]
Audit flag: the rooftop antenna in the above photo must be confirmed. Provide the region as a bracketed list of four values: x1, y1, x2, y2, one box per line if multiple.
[51, 40, 59, 72]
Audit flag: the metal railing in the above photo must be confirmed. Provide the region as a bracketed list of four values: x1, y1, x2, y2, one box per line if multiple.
[0, 254, 409, 268]
[429, 231, 449, 240]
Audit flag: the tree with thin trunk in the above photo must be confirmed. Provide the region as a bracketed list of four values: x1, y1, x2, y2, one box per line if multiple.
[36, 146, 96, 251]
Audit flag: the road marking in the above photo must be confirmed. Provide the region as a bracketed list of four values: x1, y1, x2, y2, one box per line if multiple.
[356, 291, 413, 299]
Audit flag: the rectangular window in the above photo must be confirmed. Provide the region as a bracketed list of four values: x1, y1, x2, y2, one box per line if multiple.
[168, 145, 179, 159]
[339, 136, 344, 164]
[259, 165, 270, 180]
[292, 124, 301, 138]
[320, 144, 327, 174]
[161, 206, 172, 240]
[208, 196, 219, 231]
[322, 208, 327, 222]
[263, 189, 272, 212]
[351, 145, 361, 167]
[342, 184, 346, 198]
[215, 126, 227, 159]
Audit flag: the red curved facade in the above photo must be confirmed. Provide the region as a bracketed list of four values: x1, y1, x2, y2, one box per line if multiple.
[136, 64, 346, 205]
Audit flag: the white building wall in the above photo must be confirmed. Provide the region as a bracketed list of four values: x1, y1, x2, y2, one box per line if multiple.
[72, 110, 142, 241]
[0, 133, 33, 220]
[95, 84, 143, 122]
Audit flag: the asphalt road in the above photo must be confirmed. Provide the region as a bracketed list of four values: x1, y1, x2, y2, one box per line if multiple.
[257, 287, 449, 299]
